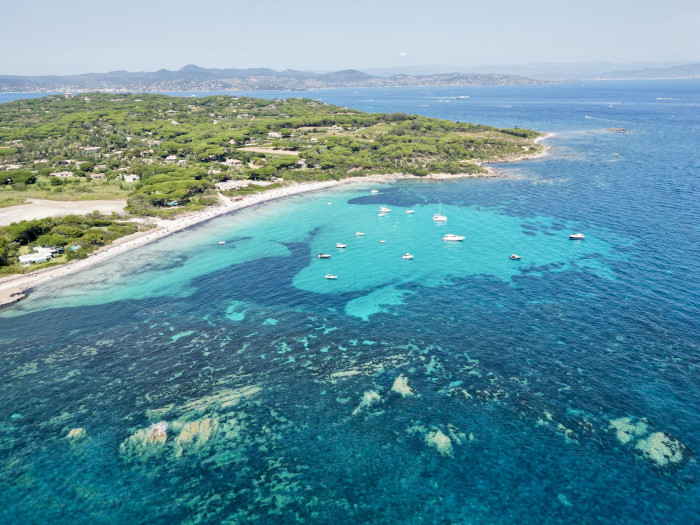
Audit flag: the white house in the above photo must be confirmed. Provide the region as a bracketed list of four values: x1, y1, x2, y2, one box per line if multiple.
[267, 131, 282, 139]
[19, 247, 54, 266]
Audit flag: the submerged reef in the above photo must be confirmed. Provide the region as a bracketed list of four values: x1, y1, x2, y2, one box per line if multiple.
[425, 428, 453, 457]
[352, 390, 381, 416]
[391, 374, 415, 397]
[65, 427, 86, 441]
[609, 417, 692, 468]
[173, 417, 218, 457]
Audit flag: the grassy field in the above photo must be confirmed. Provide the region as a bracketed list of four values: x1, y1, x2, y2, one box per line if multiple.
[0, 178, 133, 208]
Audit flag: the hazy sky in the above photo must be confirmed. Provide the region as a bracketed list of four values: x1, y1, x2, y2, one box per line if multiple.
[2, 0, 699, 75]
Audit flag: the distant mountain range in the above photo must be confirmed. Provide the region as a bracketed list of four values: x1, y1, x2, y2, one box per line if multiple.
[0, 65, 547, 93]
[595, 63, 700, 80]
[363, 62, 700, 81]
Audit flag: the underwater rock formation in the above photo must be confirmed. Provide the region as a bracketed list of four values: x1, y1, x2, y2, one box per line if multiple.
[119, 421, 169, 460]
[635, 432, 687, 468]
[425, 428, 453, 457]
[391, 374, 414, 397]
[352, 390, 381, 415]
[609, 416, 690, 468]
[65, 427, 86, 441]
[174, 418, 218, 457]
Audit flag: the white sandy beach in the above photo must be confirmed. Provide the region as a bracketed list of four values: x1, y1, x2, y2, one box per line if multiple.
[0, 141, 552, 308]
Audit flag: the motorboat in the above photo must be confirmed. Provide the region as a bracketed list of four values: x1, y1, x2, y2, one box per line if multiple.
[370, 189, 379, 194]
[442, 234, 465, 241]
[379, 240, 386, 243]
[325, 274, 338, 279]
[218, 241, 226, 245]
[401, 253, 414, 259]
[335, 243, 347, 248]
[355, 232, 365, 236]
[317, 253, 331, 259]
[569, 233, 585, 240]
[378, 213, 385, 217]
[379, 206, 391, 213]
[509, 254, 522, 260]
[405, 210, 415, 214]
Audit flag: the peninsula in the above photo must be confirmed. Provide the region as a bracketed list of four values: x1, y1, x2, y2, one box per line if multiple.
[0, 92, 547, 304]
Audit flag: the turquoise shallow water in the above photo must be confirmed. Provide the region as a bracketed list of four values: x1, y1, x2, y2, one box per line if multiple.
[1, 81, 698, 523]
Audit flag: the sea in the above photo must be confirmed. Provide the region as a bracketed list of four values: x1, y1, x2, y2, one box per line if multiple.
[0, 81, 698, 524]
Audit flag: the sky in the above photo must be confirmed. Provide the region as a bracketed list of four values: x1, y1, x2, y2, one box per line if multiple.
[1, 0, 699, 76]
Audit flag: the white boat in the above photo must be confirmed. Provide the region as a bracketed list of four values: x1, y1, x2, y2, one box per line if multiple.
[379, 240, 386, 243]
[325, 274, 338, 279]
[335, 243, 346, 248]
[317, 253, 331, 259]
[370, 189, 379, 194]
[509, 254, 522, 260]
[405, 210, 415, 214]
[218, 241, 226, 245]
[569, 233, 585, 240]
[442, 234, 465, 241]
[355, 232, 365, 236]
[379, 206, 391, 213]
[401, 253, 414, 259]
[378, 213, 385, 217]
[433, 200, 447, 221]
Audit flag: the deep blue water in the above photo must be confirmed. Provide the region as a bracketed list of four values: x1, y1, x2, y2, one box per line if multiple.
[1, 81, 699, 523]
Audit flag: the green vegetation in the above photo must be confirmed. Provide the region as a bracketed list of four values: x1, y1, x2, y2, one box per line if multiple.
[0, 212, 147, 274]
[0, 92, 542, 212]
[0, 92, 543, 273]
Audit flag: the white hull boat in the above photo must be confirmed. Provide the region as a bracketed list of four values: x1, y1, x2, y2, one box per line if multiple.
[442, 234, 465, 241]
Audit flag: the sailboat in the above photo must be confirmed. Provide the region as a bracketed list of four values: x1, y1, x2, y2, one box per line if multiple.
[433, 200, 447, 221]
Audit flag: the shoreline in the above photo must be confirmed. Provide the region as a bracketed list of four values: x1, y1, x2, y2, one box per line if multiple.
[0, 139, 552, 309]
